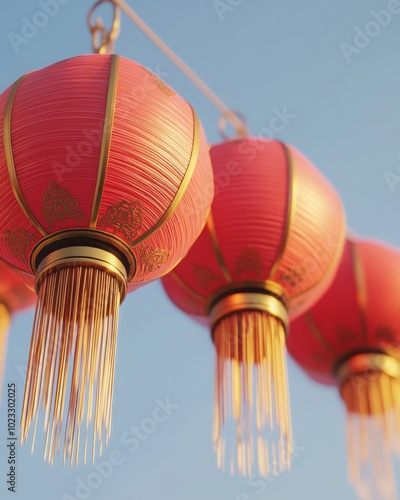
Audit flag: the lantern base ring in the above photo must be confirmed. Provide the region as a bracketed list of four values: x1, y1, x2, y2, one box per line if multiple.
[30, 229, 137, 298]
[334, 352, 400, 387]
[35, 245, 128, 300]
[209, 291, 288, 334]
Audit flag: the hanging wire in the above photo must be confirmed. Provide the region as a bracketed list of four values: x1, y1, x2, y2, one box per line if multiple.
[346, 227, 358, 240]
[87, 2, 359, 232]
[87, 0, 249, 138]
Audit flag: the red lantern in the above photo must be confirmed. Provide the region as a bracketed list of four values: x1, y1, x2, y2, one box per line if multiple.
[287, 239, 400, 499]
[0, 263, 36, 399]
[0, 54, 213, 464]
[161, 138, 345, 476]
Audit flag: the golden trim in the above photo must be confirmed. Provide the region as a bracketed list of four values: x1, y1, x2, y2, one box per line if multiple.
[305, 312, 337, 355]
[4, 76, 48, 237]
[36, 245, 127, 299]
[91, 54, 119, 227]
[206, 210, 231, 283]
[156, 205, 212, 283]
[205, 279, 286, 314]
[288, 215, 346, 306]
[350, 240, 368, 341]
[210, 292, 288, 332]
[335, 352, 400, 386]
[0, 255, 33, 277]
[157, 256, 184, 278]
[131, 106, 201, 246]
[169, 271, 205, 301]
[268, 142, 295, 279]
[30, 228, 136, 281]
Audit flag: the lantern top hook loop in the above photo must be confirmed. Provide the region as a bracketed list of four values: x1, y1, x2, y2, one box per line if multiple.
[87, 0, 250, 137]
[88, 0, 121, 54]
[218, 110, 249, 140]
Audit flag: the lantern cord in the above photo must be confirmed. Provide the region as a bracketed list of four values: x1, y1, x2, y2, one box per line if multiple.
[20, 266, 120, 466]
[212, 310, 293, 476]
[340, 372, 400, 500]
[346, 227, 359, 240]
[87, 0, 249, 138]
[0, 304, 11, 402]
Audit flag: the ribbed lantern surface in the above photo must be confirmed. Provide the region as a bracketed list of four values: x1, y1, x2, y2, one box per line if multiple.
[162, 138, 345, 477]
[287, 239, 400, 500]
[0, 54, 213, 465]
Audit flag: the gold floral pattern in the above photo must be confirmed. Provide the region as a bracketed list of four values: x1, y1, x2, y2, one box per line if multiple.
[143, 68, 175, 97]
[312, 351, 331, 364]
[5, 228, 38, 265]
[375, 327, 395, 344]
[136, 245, 170, 277]
[98, 201, 142, 246]
[336, 326, 357, 347]
[280, 264, 307, 289]
[233, 247, 264, 278]
[42, 182, 84, 230]
[183, 295, 202, 312]
[193, 264, 223, 292]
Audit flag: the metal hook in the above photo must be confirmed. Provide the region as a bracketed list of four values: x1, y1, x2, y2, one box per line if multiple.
[218, 110, 249, 141]
[87, 0, 121, 54]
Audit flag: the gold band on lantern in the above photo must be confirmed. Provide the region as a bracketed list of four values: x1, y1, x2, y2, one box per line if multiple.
[210, 287, 292, 474]
[131, 106, 201, 247]
[4, 75, 48, 237]
[0, 254, 34, 277]
[350, 240, 369, 342]
[206, 209, 232, 283]
[209, 291, 289, 333]
[36, 246, 127, 297]
[91, 54, 120, 227]
[305, 311, 338, 356]
[288, 214, 346, 306]
[334, 352, 400, 387]
[268, 142, 295, 279]
[30, 229, 136, 296]
[205, 279, 287, 313]
[169, 271, 205, 301]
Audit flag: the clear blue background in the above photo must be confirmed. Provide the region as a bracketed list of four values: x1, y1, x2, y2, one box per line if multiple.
[0, 1, 399, 499]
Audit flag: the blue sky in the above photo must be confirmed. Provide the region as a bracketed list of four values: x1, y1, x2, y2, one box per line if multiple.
[1, 1, 400, 499]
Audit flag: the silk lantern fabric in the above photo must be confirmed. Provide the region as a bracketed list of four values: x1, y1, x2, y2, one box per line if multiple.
[0, 53, 213, 464]
[162, 138, 346, 477]
[287, 239, 400, 499]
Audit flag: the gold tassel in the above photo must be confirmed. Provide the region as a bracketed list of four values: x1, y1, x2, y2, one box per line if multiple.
[20, 232, 133, 466]
[20, 261, 124, 466]
[338, 353, 400, 500]
[212, 305, 293, 477]
[0, 303, 11, 402]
